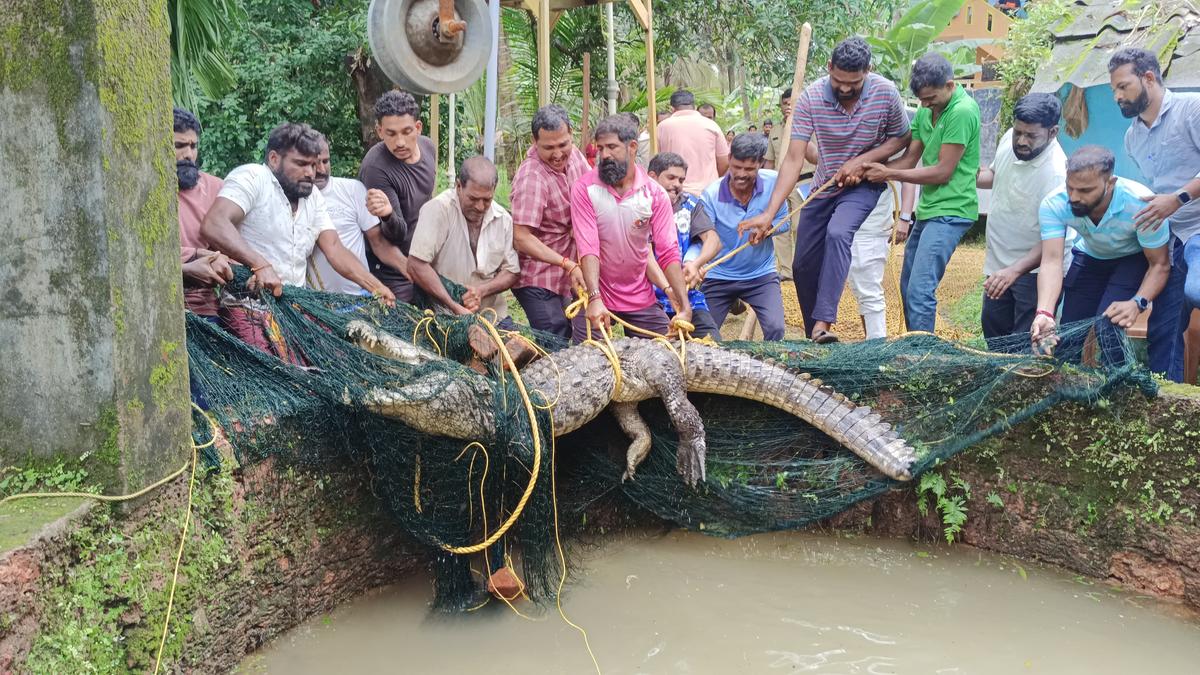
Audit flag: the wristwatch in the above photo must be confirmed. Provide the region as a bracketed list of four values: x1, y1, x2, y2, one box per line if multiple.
[1132, 295, 1151, 311]
[1178, 191, 1193, 206]
[899, 213, 914, 224]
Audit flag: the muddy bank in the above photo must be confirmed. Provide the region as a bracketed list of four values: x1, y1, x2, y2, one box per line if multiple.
[831, 388, 1200, 611]
[0, 458, 418, 673]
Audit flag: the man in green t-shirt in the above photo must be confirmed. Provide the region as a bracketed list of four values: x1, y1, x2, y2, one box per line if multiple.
[865, 53, 981, 332]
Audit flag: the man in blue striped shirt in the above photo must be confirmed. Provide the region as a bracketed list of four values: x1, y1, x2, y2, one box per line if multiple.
[740, 37, 911, 343]
[1030, 146, 1171, 362]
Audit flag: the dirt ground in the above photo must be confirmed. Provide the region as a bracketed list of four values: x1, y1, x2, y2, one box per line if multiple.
[720, 243, 986, 342]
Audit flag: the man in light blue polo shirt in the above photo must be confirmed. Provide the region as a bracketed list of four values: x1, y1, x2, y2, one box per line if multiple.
[699, 133, 790, 340]
[1030, 146, 1172, 363]
[1109, 47, 1200, 379]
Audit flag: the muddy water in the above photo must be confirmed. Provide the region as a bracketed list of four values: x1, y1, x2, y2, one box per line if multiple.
[244, 531, 1200, 674]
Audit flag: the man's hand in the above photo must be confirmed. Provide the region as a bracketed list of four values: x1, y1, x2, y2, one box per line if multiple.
[586, 297, 611, 333]
[738, 213, 773, 245]
[1135, 194, 1180, 232]
[682, 260, 706, 288]
[1103, 299, 1141, 329]
[863, 162, 891, 183]
[248, 264, 284, 297]
[892, 217, 911, 244]
[366, 281, 396, 307]
[208, 253, 234, 283]
[670, 306, 694, 337]
[834, 157, 866, 187]
[462, 287, 482, 313]
[983, 266, 1021, 300]
[1030, 313, 1058, 356]
[568, 263, 586, 293]
[182, 256, 229, 288]
[365, 189, 394, 219]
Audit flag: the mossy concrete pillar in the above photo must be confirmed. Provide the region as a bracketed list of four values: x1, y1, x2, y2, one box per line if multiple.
[0, 0, 190, 492]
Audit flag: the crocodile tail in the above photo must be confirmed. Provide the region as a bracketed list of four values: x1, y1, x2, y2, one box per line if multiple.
[682, 344, 914, 481]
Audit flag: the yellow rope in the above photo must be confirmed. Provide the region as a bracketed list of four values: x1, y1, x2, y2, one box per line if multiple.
[436, 315, 543, 555]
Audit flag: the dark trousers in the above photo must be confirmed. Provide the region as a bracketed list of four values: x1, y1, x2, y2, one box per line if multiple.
[792, 183, 884, 335]
[1152, 235, 1191, 381]
[981, 272, 1039, 351]
[1060, 250, 1175, 372]
[570, 303, 671, 343]
[701, 273, 786, 341]
[513, 286, 572, 340]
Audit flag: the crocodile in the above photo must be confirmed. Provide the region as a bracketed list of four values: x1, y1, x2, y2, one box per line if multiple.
[347, 320, 916, 485]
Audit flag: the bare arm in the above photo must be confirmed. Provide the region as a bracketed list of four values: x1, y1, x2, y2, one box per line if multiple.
[879, 142, 963, 186]
[200, 197, 264, 269]
[473, 270, 519, 299]
[1135, 244, 1172, 301]
[514, 224, 569, 266]
[738, 137, 810, 242]
[316, 231, 393, 304]
[838, 134, 912, 186]
[407, 256, 469, 314]
[983, 240, 1043, 300]
[716, 154, 730, 177]
[976, 167, 995, 189]
[646, 254, 669, 290]
[364, 226, 409, 277]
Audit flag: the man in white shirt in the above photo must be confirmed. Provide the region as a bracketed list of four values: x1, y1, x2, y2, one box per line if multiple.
[976, 94, 1068, 348]
[201, 122, 393, 304]
[408, 156, 521, 327]
[307, 136, 407, 296]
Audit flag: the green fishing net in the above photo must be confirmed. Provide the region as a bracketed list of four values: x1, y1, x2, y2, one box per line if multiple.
[186, 271, 1154, 609]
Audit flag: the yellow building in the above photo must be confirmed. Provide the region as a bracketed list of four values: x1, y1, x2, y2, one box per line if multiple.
[939, 0, 1012, 87]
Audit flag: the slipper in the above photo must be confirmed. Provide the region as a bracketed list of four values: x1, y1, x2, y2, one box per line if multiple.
[812, 329, 840, 345]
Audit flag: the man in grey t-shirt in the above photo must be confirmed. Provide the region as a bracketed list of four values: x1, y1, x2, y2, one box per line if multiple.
[359, 90, 437, 303]
[1110, 48, 1200, 380]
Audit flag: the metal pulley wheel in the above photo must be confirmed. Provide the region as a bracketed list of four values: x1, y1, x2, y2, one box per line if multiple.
[367, 0, 493, 95]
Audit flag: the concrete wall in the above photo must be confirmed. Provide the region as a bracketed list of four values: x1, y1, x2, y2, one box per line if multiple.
[0, 0, 189, 491]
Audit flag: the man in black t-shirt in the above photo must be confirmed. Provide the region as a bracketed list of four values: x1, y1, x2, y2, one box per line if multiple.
[359, 90, 437, 302]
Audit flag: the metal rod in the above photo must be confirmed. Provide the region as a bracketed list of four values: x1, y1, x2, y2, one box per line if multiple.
[645, 0, 657, 154]
[448, 92, 457, 185]
[483, 0, 500, 160]
[605, 2, 617, 114]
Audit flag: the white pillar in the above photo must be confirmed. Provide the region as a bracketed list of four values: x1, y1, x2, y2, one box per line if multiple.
[605, 1, 618, 114]
[483, 0, 499, 160]
[448, 92, 457, 185]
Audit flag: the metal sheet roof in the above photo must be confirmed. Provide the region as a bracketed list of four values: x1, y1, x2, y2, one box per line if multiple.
[1032, 0, 1200, 92]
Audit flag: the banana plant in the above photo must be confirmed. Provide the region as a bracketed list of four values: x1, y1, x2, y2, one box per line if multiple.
[169, 0, 245, 111]
[867, 0, 967, 92]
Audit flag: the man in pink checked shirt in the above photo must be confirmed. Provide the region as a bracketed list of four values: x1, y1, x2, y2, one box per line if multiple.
[569, 114, 692, 343]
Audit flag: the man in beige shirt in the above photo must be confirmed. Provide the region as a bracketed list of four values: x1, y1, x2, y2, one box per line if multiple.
[765, 86, 806, 282]
[656, 89, 730, 196]
[408, 156, 521, 328]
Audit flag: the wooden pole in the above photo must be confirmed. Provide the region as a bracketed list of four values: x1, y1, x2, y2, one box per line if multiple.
[778, 23, 813, 159]
[430, 94, 441, 166]
[645, 0, 657, 154]
[537, 0, 551, 106]
[581, 52, 592, 148]
[448, 92, 457, 185]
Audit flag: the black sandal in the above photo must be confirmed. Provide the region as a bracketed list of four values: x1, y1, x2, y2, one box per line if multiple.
[812, 329, 840, 344]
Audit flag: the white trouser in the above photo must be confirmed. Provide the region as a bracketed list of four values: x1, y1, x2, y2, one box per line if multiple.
[848, 185, 896, 340]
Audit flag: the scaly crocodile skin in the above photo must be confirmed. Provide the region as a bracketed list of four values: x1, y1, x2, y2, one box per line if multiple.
[348, 321, 915, 484]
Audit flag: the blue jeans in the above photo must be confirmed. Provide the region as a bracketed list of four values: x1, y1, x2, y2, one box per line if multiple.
[900, 216, 973, 333]
[1146, 236, 1192, 381]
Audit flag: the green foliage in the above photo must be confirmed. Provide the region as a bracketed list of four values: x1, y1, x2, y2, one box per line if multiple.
[169, 0, 245, 111]
[194, 0, 367, 178]
[917, 469, 971, 543]
[996, 0, 1075, 129]
[0, 461, 94, 498]
[867, 0, 968, 93]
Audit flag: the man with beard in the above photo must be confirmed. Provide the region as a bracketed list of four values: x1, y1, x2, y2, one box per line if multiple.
[510, 105, 590, 339]
[359, 90, 437, 303]
[656, 89, 730, 196]
[699, 133, 790, 340]
[743, 37, 911, 343]
[645, 152, 723, 340]
[307, 136, 408, 296]
[201, 122, 393, 303]
[174, 107, 233, 319]
[569, 115, 691, 341]
[1030, 146, 1171, 362]
[864, 52, 980, 334]
[974, 93, 1068, 349]
[408, 156, 520, 327]
[1109, 47, 1200, 379]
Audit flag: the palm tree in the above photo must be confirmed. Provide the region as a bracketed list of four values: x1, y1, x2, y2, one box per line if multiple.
[169, 0, 245, 112]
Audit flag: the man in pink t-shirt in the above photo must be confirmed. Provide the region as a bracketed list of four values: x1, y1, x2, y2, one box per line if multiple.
[656, 90, 730, 196]
[174, 108, 232, 318]
[570, 115, 691, 342]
